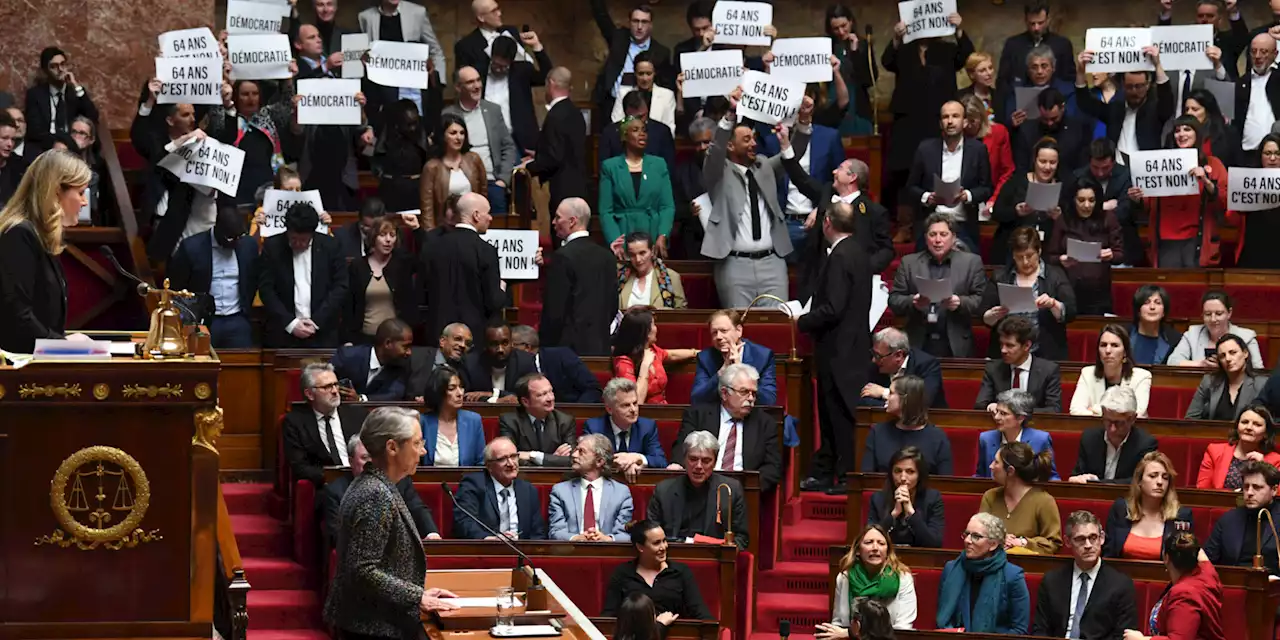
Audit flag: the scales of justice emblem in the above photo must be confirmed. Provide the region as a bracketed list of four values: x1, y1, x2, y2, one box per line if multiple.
[35, 446, 162, 550]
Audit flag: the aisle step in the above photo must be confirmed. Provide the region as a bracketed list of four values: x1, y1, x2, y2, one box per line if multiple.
[798, 492, 846, 521]
[754, 592, 830, 633]
[242, 556, 310, 591]
[755, 561, 831, 595]
[232, 514, 292, 558]
[246, 590, 322, 630]
[779, 520, 846, 563]
[224, 482, 274, 516]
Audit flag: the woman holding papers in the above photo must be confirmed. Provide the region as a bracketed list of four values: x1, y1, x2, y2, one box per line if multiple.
[419, 114, 486, 230]
[1128, 115, 1227, 268]
[991, 137, 1062, 265]
[980, 227, 1076, 362]
[1045, 179, 1124, 314]
[1225, 133, 1280, 269]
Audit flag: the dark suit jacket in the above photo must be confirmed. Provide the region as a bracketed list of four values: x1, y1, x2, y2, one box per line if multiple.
[1068, 164, 1139, 266]
[463, 348, 538, 396]
[599, 118, 676, 177]
[798, 236, 873, 416]
[906, 137, 994, 242]
[527, 98, 587, 211]
[258, 233, 349, 348]
[1158, 14, 1249, 81]
[420, 226, 505, 347]
[866, 487, 945, 548]
[980, 263, 1078, 362]
[1071, 426, 1159, 483]
[973, 357, 1063, 412]
[455, 27, 521, 83]
[346, 249, 420, 343]
[335, 222, 364, 261]
[583, 415, 667, 468]
[498, 408, 579, 466]
[329, 345, 417, 401]
[996, 31, 1077, 98]
[452, 471, 548, 540]
[1234, 69, 1280, 145]
[1031, 562, 1138, 640]
[502, 53, 553, 153]
[1077, 80, 1175, 154]
[281, 404, 366, 486]
[647, 473, 748, 550]
[323, 471, 439, 547]
[1011, 115, 1090, 177]
[537, 346, 602, 403]
[672, 404, 781, 493]
[23, 81, 100, 155]
[1206, 503, 1280, 573]
[861, 348, 948, 409]
[166, 231, 259, 325]
[0, 221, 67, 352]
[1102, 500, 1193, 558]
[540, 235, 616, 356]
[588, 0, 671, 111]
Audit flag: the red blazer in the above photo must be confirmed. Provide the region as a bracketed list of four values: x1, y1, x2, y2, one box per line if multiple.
[1195, 442, 1280, 489]
[983, 123, 1015, 206]
[1152, 561, 1224, 640]
[612, 344, 669, 404]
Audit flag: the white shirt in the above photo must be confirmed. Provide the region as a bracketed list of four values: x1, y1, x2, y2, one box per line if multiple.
[548, 95, 570, 112]
[579, 476, 604, 530]
[457, 223, 479, 233]
[492, 477, 520, 534]
[157, 186, 217, 248]
[626, 270, 654, 307]
[784, 141, 814, 215]
[1010, 355, 1032, 390]
[209, 231, 241, 316]
[729, 162, 774, 253]
[929, 140, 968, 218]
[564, 229, 590, 243]
[1066, 561, 1104, 638]
[1116, 104, 1140, 163]
[485, 71, 513, 132]
[315, 410, 350, 466]
[286, 243, 314, 334]
[434, 431, 460, 466]
[448, 167, 473, 195]
[1245, 68, 1277, 151]
[459, 102, 495, 175]
[1000, 428, 1025, 445]
[834, 190, 859, 204]
[714, 407, 745, 472]
[491, 366, 507, 392]
[366, 348, 384, 386]
[1105, 432, 1131, 480]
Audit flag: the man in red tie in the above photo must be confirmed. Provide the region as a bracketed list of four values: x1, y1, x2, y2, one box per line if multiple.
[546, 434, 635, 541]
[668, 363, 782, 493]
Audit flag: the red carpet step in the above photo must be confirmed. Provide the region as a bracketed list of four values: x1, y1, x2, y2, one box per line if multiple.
[756, 561, 831, 595]
[797, 492, 846, 522]
[754, 592, 830, 633]
[778, 520, 846, 563]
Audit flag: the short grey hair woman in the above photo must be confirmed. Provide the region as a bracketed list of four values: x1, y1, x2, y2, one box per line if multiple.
[935, 512, 1030, 633]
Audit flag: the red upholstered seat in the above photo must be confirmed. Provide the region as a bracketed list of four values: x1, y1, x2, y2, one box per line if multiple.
[945, 430, 980, 477]
[285, 369, 303, 403]
[414, 483, 453, 536]
[910, 568, 941, 630]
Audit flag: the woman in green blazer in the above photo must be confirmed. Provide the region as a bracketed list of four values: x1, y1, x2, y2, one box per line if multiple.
[599, 117, 676, 254]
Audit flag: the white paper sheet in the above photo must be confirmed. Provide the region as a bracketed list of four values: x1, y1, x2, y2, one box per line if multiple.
[1066, 238, 1103, 263]
[933, 173, 961, 205]
[997, 283, 1038, 314]
[869, 275, 889, 332]
[446, 596, 520, 608]
[781, 298, 811, 318]
[1025, 181, 1062, 212]
[1014, 86, 1046, 119]
[693, 193, 713, 230]
[913, 276, 952, 303]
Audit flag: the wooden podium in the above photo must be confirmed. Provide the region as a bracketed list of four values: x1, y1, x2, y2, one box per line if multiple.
[423, 568, 605, 640]
[0, 336, 226, 640]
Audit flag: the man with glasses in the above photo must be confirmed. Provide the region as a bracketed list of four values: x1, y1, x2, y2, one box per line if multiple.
[1032, 511, 1137, 639]
[167, 205, 259, 348]
[588, 1, 671, 129]
[1235, 33, 1280, 166]
[860, 327, 946, 409]
[670, 363, 781, 492]
[1074, 46, 1172, 165]
[281, 362, 368, 494]
[452, 436, 548, 539]
[23, 46, 99, 156]
[1069, 386, 1158, 484]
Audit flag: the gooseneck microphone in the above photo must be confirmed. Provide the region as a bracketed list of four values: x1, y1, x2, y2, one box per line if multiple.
[441, 482, 548, 609]
[100, 245, 154, 293]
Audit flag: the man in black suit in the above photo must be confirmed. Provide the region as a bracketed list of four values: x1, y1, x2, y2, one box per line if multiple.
[498, 373, 579, 466]
[292, 24, 371, 213]
[454, 0, 525, 83]
[672, 115, 714, 258]
[860, 327, 947, 409]
[996, 0, 1076, 99]
[329, 319, 418, 401]
[670, 363, 781, 493]
[1206, 460, 1280, 573]
[462, 322, 538, 401]
[672, 1, 714, 132]
[1012, 88, 1089, 176]
[1069, 386, 1159, 484]
[412, 322, 475, 395]
[1074, 47, 1173, 162]
[487, 35, 553, 154]
[323, 433, 440, 547]
[1234, 33, 1280, 164]
[906, 101, 994, 251]
[23, 47, 100, 157]
[452, 436, 548, 540]
[421, 192, 505, 347]
[166, 206, 259, 348]
[974, 316, 1063, 412]
[648, 430, 748, 550]
[1032, 510, 1138, 639]
[589, 0, 671, 123]
[510, 325, 602, 403]
[281, 363, 367, 489]
[0, 112, 26, 208]
[258, 203, 350, 348]
[1159, 0, 1248, 81]
[286, 0, 349, 58]
[797, 202, 872, 495]
[598, 90, 676, 175]
[1067, 140, 1139, 266]
[523, 67, 586, 213]
[540, 198, 616, 356]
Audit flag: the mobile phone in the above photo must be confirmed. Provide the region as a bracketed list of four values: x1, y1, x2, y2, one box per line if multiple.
[338, 378, 354, 390]
[521, 24, 531, 33]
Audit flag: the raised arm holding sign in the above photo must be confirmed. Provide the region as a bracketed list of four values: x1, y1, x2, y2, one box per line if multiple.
[1084, 28, 1155, 73]
[898, 0, 958, 44]
[712, 1, 773, 46]
[736, 69, 805, 125]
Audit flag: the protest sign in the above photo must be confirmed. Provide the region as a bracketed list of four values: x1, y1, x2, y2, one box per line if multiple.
[769, 38, 832, 84]
[712, 1, 773, 46]
[736, 69, 804, 125]
[899, 0, 957, 44]
[158, 137, 246, 198]
[366, 41, 432, 90]
[479, 230, 540, 279]
[260, 189, 328, 237]
[1129, 149, 1199, 197]
[226, 0, 289, 34]
[1151, 24, 1214, 71]
[341, 33, 370, 79]
[680, 49, 744, 99]
[1228, 167, 1280, 212]
[296, 79, 363, 125]
[159, 27, 219, 58]
[155, 57, 223, 105]
[227, 34, 292, 80]
[1085, 28, 1154, 73]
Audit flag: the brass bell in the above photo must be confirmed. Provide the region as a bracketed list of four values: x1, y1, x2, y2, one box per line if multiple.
[144, 279, 196, 359]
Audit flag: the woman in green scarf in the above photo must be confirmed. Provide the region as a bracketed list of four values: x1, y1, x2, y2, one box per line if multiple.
[818, 524, 917, 638]
[936, 513, 1030, 634]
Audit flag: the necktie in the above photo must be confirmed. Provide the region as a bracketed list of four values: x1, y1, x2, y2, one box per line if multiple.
[533, 419, 545, 449]
[745, 170, 762, 241]
[1012, 368, 1022, 389]
[500, 487, 513, 535]
[721, 420, 739, 470]
[1069, 573, 1091, 639]
[1181, 71, 1193, 113]
[53, 91, 67, 133]
[322, 416, 342, 465]
[618, 431, 629, 452]
[583, 484, 597, 532]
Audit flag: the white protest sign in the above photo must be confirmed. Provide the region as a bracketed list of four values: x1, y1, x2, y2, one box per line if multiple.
[680, 49, 744, 99]
[260, 189, 328, 237]
[227, 34, 293, 80]
[155, 58, 223, 105]
[479, 229, 540, 279]
[736, 69, 804, 125]
[1129, 149, 1199, 197]
[159, 27, 220, 59]
[78, 187, 92, 224]
[769, 38, 832, 84]
[712, 1, 773, 46]
[1085, 28, 1154, 73]
[1151, 24, 1214, 72]
[226, 0, 289, 34]
[899, 0, 957, 44]
[296, 79, 363, 125]
[1228, 167, 1280, 212]
[366, 40, 432, 90]
[158, 137, 246, 197]
[341, 33, 370, 79]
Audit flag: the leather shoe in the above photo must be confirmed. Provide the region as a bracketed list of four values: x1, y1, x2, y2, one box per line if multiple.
[800, 476, 830, 492]
[824, 481, 848, 496]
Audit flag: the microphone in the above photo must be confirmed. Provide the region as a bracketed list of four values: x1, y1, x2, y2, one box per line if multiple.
[780, 620, 791, 640]
[100, 246, 154, 293]
[441, 482, 548, 609]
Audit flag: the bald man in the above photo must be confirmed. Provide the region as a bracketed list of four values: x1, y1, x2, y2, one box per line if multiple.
[444, 65, 517, 213]
[541, 198, 616, 356]
[523, 67, 586, 212]
[455, 0, 539, 83]
[422, 193, 505, 348]
[905, 100, 993, 250]
[1236, 32, 1280, 161]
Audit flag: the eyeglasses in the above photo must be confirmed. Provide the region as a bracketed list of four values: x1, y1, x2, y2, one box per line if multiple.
[870, 349, 899, 362]
[960, 531, 989, 542]
[726, 386, 756, 397]
[1069, 533, 1102, 547]
[313, 382, 340, 391]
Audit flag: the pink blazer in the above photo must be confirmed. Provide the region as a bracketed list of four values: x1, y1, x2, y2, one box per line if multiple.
[1196, 441, 1280, 489]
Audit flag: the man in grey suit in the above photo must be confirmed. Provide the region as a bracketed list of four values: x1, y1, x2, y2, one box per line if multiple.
[357, 0, 448, 84]
[445, 66, 518, 213]
[497, 373, 578, 466]
[700, 88, 799, 307]
[548, 434, 634, 541]
[888, 212, 987, 359]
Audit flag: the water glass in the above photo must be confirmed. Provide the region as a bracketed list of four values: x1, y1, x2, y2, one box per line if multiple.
[495, 586, 516, 631]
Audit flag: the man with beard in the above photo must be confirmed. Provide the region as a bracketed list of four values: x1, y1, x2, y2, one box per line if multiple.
[329, 319, 426, 401]
[463, 322, 537, 402]
[1205, 460, 1280, 574]
[670, 363, 781, 493]
[690, 310, 777, 406]
[24, 47, 99, 156]
[499, 373, 577, 466]
[906, 100, 994, 251]
[1031, 511, 1137, 638]
[548, 434, 634, 541]
[281, 363, 368, 491]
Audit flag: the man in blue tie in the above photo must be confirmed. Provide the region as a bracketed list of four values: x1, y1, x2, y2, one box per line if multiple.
[1031, 511, 1137, 639]
[582, 377, 667, 480]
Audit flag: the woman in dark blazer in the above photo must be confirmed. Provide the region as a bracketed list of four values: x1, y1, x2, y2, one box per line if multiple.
[866, 446, 944, 548]
[346, 216, 420, 345]
[1185, 334, 1269, 421]
[990, 138, 1063, 266]
[1103, 451, 1193, 560]
[324, 406, 459, 637]
[0, 149, 92, 353]
[418, 366, 485, 467]
[980, 227, 1077, 362]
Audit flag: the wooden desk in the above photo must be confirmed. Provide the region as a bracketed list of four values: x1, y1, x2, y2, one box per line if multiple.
[421, 568, 603, 640]
[854, 407, 1230, 437]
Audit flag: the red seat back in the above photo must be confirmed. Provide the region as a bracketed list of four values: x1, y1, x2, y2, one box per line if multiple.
[414, 484, 454, 538]
[946, 430, 980, 477]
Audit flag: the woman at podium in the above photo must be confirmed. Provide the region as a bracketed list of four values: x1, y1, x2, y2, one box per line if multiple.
[0, 149, 92, 353]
